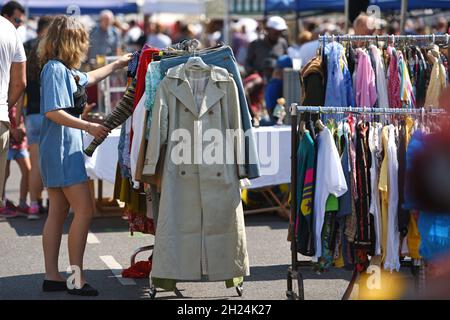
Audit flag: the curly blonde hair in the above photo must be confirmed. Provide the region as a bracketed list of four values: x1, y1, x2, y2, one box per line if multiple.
[38, 15, 89, 69]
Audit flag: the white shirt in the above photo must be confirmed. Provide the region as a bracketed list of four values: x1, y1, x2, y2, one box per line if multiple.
[147, 33, 172, 49]
[370, 45, 390, 108]
[313, 128, 348, 261]
[369, 123, 382, 256]
[0, 16, 26, 122]
[385, 125, 400, 272]
[131, 93, 147, 188]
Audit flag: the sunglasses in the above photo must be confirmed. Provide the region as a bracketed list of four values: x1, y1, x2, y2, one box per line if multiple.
[14, 17, 23, 24]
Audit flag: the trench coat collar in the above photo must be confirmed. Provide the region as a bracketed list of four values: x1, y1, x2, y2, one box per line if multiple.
[166, 63, 228, 118]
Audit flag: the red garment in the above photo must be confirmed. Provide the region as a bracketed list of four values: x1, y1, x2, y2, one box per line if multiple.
[130, 47, 160, 148]
[122, 260, 152, 278]
[387, 47, 402, 108]
[133, 47, 160, 108]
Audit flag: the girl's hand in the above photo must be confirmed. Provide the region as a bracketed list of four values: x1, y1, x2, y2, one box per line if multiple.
[115, 53, 133, 69]
[87, 123, 110, 140]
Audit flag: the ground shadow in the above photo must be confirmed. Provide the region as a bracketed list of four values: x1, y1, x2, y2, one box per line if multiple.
[0, 270, 150, 300]
[0, 215, 130, 237]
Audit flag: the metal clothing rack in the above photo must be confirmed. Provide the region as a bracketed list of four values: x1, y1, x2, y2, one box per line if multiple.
[287, 104, 447, 300]
[318, 34, 450, 44]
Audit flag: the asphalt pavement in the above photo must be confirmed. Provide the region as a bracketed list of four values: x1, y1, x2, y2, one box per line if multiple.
[1, 161, 355, 300]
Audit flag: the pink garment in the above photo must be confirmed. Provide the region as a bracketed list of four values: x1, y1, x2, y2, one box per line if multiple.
[387, 47, 402, 108]
[355, 48, 377, 108]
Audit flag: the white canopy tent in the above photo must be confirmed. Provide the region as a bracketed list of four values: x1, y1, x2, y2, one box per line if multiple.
[142, 0, 205, 15]
[0, 0, 138, 15]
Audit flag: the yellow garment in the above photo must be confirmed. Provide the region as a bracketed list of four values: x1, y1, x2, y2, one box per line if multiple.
[378, 126, 390, 263]
[404, 117, 414, 147]
[424, 46, 447, 107]
[404, 117, 421, 258]
[407, 213, 421, 259]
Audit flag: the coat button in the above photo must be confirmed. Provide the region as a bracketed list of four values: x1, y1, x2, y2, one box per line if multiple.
[217, 172, 221, 177]
[209, 110, 214, 115]
[184, 108, 189, 112]
[181, 171, 186, 175]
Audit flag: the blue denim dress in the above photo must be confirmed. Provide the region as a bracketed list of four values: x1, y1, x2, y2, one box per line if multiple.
[39, 60, 89, 188]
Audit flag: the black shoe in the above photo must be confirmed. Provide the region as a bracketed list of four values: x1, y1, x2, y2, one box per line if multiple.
[67, 283, 99, 297]
[42, 280, 68, 292]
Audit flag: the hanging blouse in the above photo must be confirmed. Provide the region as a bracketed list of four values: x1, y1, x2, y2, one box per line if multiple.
[324, 42, 355, 108]
[370, 45, 389, 108]
[369, 122, 383, 256]
[424, 45, 447, 107]
[145, 61, 162, 139]
[355, 48, 377, 108]
[387, 47, 402, 108]
[313, 127, 348, 261]
[296, 130, 316, 256]
[398, 51, 415, 108]
[385, 125, 400, 272]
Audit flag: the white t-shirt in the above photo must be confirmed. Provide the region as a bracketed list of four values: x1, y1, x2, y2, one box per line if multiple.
[0, 16, 26, 122]
[313, 128, 348, 261]
[385, 125, 400, 272]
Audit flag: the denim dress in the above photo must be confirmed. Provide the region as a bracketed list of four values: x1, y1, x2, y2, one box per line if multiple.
[39, 60, 89, 188]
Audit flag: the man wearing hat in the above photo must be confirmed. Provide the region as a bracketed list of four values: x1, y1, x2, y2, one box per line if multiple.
[245, 16, 289, 81]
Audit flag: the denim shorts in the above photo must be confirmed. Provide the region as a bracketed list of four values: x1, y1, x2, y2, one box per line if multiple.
[8, 148, 29, 161]
[159, 46, 261, 179]
[25, 114, 43, 145]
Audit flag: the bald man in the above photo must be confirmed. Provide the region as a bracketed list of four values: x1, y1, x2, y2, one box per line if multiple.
[87, 10, 121, 62]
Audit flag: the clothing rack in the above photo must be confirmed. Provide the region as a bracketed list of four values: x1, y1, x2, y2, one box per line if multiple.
[318, 33, 450, 85]
[287, 104, 447, 300]
[318, 34, 450, 44]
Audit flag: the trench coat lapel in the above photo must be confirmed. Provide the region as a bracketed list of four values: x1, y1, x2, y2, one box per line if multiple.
[168, 80, 198, 117]
[198, 78, 225, 118]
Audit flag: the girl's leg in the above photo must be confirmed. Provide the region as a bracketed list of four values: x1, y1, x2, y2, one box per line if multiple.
[28, 144, 43, 204]
[42, 187, 69, 281]
[3, 160, 10, 200]
[16, 155, 31, 205]
[62, 181, 94, 286]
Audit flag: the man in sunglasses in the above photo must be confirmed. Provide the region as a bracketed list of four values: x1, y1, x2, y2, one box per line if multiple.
[1, 1, 25, 29]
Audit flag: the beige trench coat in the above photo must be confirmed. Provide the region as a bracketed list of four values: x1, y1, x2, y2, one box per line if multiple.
[143, 63, 250, 281]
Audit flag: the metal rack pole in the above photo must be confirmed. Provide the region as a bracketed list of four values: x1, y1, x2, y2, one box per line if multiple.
[286, 103, 308, 300]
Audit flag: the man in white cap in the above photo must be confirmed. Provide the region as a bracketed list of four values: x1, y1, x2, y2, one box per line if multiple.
[245, 16, 288, 81]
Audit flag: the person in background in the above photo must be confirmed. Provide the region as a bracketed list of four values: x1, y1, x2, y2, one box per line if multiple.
[138, 21, 172, 49]
[2, 101, 33, 218]
[243, 72, 265, 126]
[245, 16, 288, 81]
[1, 0, 25, 29]
[174, 23, 194, 44]
[0, 15, 27, 218]
[264, 55, 292, 123]
[87, 10, 121, 62]
[288, 31, 312, 69]
[435, 16, 448, 35]
[232, 24, 249, 66]
[20, 16, 53, 217]
[123, 19, 143, 52]
[353, 13, 376, 36]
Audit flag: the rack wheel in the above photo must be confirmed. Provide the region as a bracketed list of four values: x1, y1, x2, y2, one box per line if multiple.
[236, 283, 244, 297]
[286, 269, 297, 300]
[149, 287, 157, 300]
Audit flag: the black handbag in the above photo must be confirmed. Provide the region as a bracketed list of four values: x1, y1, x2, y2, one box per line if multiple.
[65, 73, 88, 117]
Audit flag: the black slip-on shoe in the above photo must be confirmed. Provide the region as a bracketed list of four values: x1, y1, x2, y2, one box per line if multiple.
[42, 280, 68, 292]
[67, 283, 99, 297]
